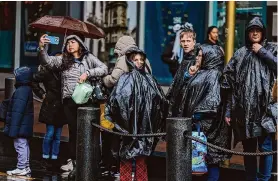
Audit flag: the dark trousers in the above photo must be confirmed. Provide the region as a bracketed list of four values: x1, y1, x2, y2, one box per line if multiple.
[242, 135, 273, 181]
[63, 98, 93, 160]
[63, 98, 79, 160]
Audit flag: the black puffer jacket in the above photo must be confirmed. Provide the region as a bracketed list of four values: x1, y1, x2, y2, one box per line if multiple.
[221, 17, 277, 142]
[32, 66, 67, 127]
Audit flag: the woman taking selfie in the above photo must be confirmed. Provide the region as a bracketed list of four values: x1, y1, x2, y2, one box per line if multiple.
[38, 34, 108, 175]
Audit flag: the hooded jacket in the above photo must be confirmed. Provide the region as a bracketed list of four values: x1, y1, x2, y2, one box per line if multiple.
[39, 35, 108, 99]
[104, 47, 165, 159]
[103, 36, 152, 88]
[4, 67, 34, 138]
[221, 17, 277, 142]
[32, 66, 67, 126]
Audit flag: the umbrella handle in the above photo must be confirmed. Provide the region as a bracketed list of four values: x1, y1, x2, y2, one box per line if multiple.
[64, 28, 68, 42]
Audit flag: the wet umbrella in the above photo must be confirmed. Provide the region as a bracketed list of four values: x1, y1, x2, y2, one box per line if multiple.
[29, 15, 105, 39]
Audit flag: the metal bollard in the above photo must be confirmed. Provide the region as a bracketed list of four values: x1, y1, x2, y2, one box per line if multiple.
[5, 77, 15, 99]
[76, 107, 100, 181]
[166, 117, 192, 181]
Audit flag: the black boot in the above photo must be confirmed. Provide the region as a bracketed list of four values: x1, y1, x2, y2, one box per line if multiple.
[68, 160, 76, 180]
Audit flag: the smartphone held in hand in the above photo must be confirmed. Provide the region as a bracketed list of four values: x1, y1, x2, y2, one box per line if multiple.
[46, 35, 59, 45]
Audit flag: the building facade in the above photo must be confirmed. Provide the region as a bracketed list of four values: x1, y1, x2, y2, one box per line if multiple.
[0, 1, 83, 71]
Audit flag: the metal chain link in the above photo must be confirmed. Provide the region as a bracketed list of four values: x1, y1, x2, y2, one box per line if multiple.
[91, 122, 166, 137]
[184, 134, 277, 156]
[91, 122, 277, 156]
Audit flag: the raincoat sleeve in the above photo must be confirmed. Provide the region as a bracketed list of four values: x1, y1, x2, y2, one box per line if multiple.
[221, 53, 238, 118]
[39, 45, 63, 69]
[257, 47, 277, 73]
[86, 54, 108, 77]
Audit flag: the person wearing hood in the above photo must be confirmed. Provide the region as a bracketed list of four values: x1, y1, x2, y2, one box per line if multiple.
[170, 42, 229, 180]
[32, 51, 67, 171]
[103, 36, 152, 88]
[38, 34, 108, 176]
[221, 17, 277, 181]
[5, 67, 34, 176]
[103, 47, 166, 181]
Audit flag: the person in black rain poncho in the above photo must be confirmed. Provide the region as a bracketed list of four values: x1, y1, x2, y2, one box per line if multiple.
[103, 47, 166, 181]
[166, 23, 200, 117]
[221, 17, 277, 181]
[168, 41, 230, 180]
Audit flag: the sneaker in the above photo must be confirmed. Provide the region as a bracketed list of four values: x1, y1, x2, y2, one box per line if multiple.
[6, 167, 31, 176]
[60, 159, 73, 172]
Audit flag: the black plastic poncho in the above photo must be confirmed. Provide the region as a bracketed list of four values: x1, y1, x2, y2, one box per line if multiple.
[166, 47, 198, 118]
[105, 56, 166, 160]
[221, 17, 277, 142]
[167, 44, 230, 164]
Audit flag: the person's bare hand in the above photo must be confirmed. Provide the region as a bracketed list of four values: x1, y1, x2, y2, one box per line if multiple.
[252, 43, 262, 53]
[39, 34, 50, 48]
[189, 65, 198, 75]
[225, 117, 231, 126]
[78, 73, 88, 83]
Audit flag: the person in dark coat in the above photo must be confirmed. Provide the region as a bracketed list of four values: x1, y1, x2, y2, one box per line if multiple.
[221, 17, 277, 181]
[166, 23, 199, 118]
[5, 67, 34, 176]
[32, 52, 67, 170]
[104, 47, 166, 181]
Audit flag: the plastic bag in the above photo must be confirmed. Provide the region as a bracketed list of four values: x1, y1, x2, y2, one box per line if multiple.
[72, 82, 93, 104]
[192, 124, 208, 174]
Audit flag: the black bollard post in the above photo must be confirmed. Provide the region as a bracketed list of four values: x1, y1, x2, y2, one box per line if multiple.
[166, 117, 192, 181]
[76, 107, 100, 181]
[5, 77, 15, 99]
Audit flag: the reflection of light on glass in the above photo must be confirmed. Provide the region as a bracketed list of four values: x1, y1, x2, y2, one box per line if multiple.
[161, 43, 165, 47]
[39, 8, 42, 12]
[168, 11, 171, 14]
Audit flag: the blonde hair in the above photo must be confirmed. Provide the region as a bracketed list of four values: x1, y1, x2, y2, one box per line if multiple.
[180, 31, 196, 41]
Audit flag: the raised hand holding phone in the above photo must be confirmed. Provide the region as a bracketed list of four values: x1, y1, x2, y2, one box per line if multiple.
[45, 35, 60, 45]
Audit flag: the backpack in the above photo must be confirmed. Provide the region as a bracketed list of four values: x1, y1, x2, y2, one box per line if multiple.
[0, 99, 10, 122]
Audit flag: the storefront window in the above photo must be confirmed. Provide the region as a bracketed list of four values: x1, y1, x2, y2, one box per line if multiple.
[0, 2, 16, 69]
[217, 1, 267, 51]
[22, 2, 53, 59]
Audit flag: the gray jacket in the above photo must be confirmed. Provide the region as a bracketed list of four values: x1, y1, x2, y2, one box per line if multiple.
[103, 36, 152, 88]
[39, 35, 108, 99]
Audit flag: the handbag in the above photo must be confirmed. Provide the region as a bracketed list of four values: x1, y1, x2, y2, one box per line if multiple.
[72, 82, 93, 104]
[0, 99, 10, 122]
[89, 77, 110, 102]
[192, 122, 208, 174]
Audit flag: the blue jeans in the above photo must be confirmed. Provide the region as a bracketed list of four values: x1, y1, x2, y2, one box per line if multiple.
[242, 135, 273, 181]
[207, 164, 220, 181]
[43, 125, 63, 160]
